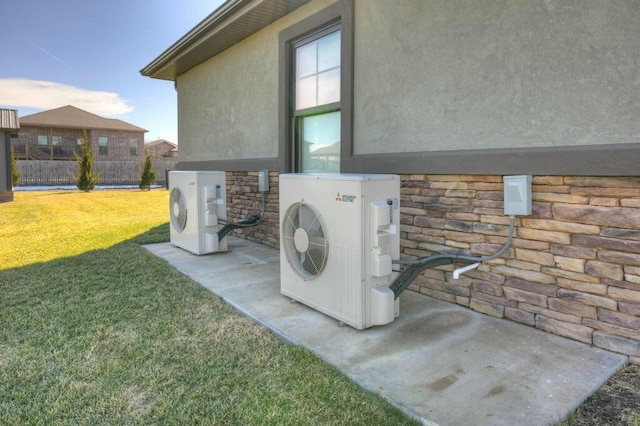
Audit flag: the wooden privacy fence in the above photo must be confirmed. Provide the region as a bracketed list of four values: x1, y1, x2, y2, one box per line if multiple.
[16, 160, 177, 186]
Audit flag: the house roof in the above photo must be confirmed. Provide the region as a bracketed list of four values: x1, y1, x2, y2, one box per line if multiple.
[0, 109, 20, 131]
[140, 0, 311, 81]
[19, 105, 147, 133]
[145, 139, 177, 149]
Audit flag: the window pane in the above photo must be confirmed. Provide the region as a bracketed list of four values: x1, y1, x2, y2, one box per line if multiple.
[294, 29, 340, 111]
[317, 68, 340, 106]
[98, 137, 108, 155]
[296, 41, 317, 79]
[300, 111, 340, 173]
[52, 136, 62, 145]
[296, 75, 317, 110]
[129, 139, 138, 156]
[37, 135, 47, 145]
[317, 30, 340, 72]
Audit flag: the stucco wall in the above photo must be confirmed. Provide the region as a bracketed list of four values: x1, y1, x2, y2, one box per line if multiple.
[353, 0, 640, 155]
[177, 0, 339, 163]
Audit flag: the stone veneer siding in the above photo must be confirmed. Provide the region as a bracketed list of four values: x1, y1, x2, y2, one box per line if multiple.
[225, 172, 280, 248]
[400, 175, 640, 365]
[223, 172, 640, 364]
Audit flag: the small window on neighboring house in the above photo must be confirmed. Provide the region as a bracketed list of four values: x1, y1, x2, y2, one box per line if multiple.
[129, 139, 139, 156]
[77, 138, 83, 145]
[37, 135, 48, 145]
[52, 136, 62, 145]
[98, 137, 108, 155]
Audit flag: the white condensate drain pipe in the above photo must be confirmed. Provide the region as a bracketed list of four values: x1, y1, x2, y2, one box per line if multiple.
[453, 263, 480, 279]
[390, 174, 532, 297]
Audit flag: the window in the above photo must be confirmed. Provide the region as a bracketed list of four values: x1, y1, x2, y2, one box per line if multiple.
[37, 135, 48, 145]
[293, 27, 341, 173]
[52, 136, 62, 145]
[98, 137, 108, 155]
[280, 0, 353, 173]
[129, 139, 139, 156]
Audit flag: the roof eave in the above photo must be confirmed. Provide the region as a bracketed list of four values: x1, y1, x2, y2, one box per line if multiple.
[140, 0, 311, 81]
[19, 122, 148, 133]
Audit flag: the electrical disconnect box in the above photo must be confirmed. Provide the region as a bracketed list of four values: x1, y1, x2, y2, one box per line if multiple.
[258, 170, 269, 192]
[503, 175, 532, 216]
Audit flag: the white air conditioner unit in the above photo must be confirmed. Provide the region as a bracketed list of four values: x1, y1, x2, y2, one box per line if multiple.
[279, 173, 401, 330]
[169, 171, 227, 255]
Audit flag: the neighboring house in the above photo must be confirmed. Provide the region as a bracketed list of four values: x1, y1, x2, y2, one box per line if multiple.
[142, 0, 640, 363]
[145, 139, 178, 158]
[0, 109, 19, 202]
[13, 105, 147, 162]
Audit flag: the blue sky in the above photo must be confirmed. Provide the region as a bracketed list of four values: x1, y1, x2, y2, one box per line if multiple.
[0, 0, 225, 143]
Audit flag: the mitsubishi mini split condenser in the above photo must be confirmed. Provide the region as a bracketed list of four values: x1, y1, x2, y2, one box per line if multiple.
[168, 171, 227, 255]
[279, 173, 400, 329]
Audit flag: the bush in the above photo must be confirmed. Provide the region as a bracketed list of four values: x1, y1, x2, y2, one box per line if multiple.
[75, 131, 101, 191]
[139, 154, 157, 190]
[11, 150, 20, 187]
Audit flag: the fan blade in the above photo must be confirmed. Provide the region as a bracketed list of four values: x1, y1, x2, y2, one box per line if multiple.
[299, 205, 314, 230]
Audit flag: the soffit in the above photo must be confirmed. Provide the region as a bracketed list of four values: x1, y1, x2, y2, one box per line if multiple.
[141, 0, 311, 81]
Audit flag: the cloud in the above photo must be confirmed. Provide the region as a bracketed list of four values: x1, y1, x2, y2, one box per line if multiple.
[0, 78, 133, 117]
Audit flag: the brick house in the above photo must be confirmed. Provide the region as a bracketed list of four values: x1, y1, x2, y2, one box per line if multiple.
[142, 0, 640, 363]
[13, 105, 147, 162]
[145, 139, 178, 158]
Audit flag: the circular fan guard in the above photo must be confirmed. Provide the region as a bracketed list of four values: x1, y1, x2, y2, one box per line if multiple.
[170, 187, 188, 232]
[282, 201, 329, 280]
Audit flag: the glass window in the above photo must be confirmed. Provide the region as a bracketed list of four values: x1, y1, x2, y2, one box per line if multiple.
[129, 139, 139, 156]
[295, 29, 341, 111]
[300, 111, 341, 172]
[294, 28, 341, 173]
[52, 136, 62, 145]
[98, 137, 108, 155]
[37, 135, 48, 145]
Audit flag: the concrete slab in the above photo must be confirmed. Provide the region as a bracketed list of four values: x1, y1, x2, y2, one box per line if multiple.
[145, 238, 626, 426]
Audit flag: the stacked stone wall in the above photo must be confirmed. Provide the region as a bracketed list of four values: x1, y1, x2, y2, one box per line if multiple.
[400, 175, 640, 364]
[226, 172, 280, 248]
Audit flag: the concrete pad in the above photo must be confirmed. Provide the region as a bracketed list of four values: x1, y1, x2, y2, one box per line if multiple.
[145, 238, 626, 426]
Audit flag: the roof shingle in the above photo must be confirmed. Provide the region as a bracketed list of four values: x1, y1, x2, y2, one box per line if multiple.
[19, 105, 147, 133]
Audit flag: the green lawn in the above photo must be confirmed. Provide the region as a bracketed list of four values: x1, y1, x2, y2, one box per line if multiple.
[0, 189, 417, 425]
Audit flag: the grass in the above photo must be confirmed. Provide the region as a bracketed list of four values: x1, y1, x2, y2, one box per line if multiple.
[0, 189, 417, 425]
[562, 364, 640, 426]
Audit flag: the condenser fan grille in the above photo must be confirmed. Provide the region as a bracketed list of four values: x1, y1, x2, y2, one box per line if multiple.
[170, 187, 188, 232]
[282, 201, 329, 279]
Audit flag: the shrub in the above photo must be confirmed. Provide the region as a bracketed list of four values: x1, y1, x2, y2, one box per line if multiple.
[11, 150, 20, 187]
[139, 153, 157, 190]
[75, 130, 101, 191]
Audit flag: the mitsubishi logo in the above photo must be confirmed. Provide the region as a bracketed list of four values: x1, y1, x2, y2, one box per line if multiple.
[335, 192, 356, 203]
